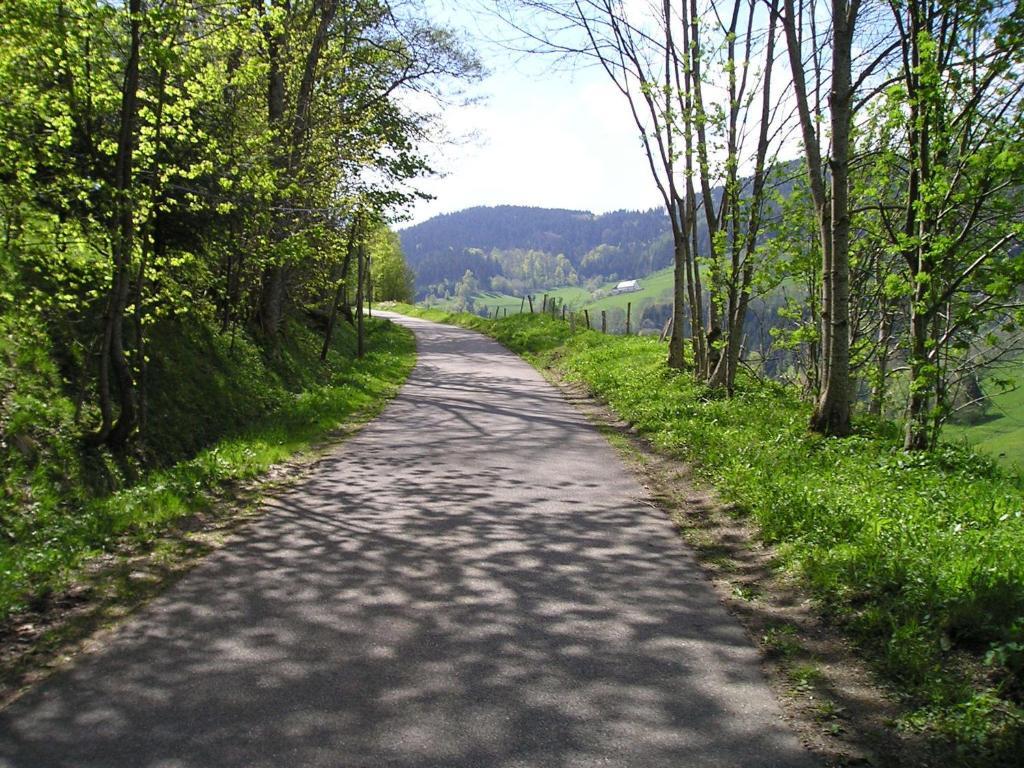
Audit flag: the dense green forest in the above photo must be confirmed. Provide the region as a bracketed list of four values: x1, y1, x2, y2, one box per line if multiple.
[0, 0, 471, 614]
[399, 205, 677, 296]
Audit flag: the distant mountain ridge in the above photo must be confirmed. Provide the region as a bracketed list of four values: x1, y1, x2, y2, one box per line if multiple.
[399, 205, 674, 298]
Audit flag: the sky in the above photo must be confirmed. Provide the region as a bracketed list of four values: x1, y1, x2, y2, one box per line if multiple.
[402, 4, 665, 225]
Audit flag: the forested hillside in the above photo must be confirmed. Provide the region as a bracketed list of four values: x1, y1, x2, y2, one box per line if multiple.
[399, 205, 675, 296]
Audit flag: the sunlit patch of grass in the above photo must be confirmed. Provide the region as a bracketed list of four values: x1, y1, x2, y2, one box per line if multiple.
[762, 623, 804, 659]
[732, 584, 762, 602]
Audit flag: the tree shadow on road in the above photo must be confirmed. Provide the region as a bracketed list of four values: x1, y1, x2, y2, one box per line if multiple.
[0, 320, 815, 768]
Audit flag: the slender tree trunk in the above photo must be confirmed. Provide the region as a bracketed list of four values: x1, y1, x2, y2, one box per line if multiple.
[710, 0, 776, 393]
[901, 0, 939, 450]
[356, 238, 366, 358]
[687, 184, 706, 371]
[904, 298, 931, 449]
[321, 279, 346, 362]
[869, 309, 891, 416]
[132, 63, 169, 440]
[257, 0, 288, 336]
[221, 251, 233, 332]
[289, 0, 339, 169]
[720, 264, 753, 395]
[810, 0, 854, 437]
[321, 221, 359, 361]
[928, 306, 946, 450]
[95, 0, 143, 448]
[784, 0, 856, 436]
[806, 247, 821, 396]
[668, 200, 688, 369]
[688, 0, 723, 375]
[678, 0, 705, 372]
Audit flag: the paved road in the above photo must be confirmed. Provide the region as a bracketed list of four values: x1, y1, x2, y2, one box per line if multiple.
[0, 314, 815, 767]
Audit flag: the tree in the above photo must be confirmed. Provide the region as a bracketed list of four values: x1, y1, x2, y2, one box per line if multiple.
[370, 226, 415, 302]
[498, 0, 784, 386]
[872, 0, 1024, 448]
[454, 268, 479, 311]
[0, 0, 479, 450]
[778, 0, 864, 436]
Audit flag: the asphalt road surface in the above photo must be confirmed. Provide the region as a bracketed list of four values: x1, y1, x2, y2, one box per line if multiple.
[0, 313, 816, 767]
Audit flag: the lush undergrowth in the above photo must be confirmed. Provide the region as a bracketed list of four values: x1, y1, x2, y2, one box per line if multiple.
[390, 303, 1024, 765]
[0, 314, 415, 620]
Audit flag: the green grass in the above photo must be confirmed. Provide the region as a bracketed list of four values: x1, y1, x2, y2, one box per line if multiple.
[584, 266, 675, 312]
[431, 266, 676, 327]
[0, 316, 416, 620]
[944, 368, 1024, 472]
[391, 305, 1024, 764]
[469, 287, 594, 312]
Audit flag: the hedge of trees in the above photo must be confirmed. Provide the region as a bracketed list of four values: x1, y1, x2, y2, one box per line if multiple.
[0, 0, 477, 449]
[500, 0, 1024, 448]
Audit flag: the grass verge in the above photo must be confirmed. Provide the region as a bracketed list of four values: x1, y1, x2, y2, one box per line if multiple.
[389, 303, 1024, 766]
[0, 317, 415, 622]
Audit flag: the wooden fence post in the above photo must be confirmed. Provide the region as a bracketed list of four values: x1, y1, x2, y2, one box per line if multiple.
[584, 309, 591, 329]
[542, 294, 548, 313]
[601, 310, 607, 334]
[626, 302, 631, 335]
[528, 295, 534, 313]
[520, 296, 525, 313]
[561, 305, 566, 321]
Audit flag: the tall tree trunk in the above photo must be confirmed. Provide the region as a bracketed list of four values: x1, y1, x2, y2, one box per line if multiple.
[356, 237, 366, 359]
[677, 0, 706, 373]
[810, 0, 855, 437]
[132, 63, 169, 440]
[221, 248, 234, 333]
[687, 178, 707, 371]
[900, 0, 940, 450]
[257, 0, 288, 336]
[321, 220, 359, 361]
[290, 0, 339, 170]
[869, 308, 891, 416]
[904, 297, 931, 449]
[787, 0, 857, 436]
[806, 247, 820, 396]
[259, 266, 286, 335]
[668, 200, 688, 369]
[688, 0, 723, 376]
[710, 0, 777, 393]
[658, 0, 686, 371]
[320, 278, 347, 362]
[258, 0, 340, 337]
[95, 0, 143, 448]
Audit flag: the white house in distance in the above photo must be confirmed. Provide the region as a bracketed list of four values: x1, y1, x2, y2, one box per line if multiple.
[610, 279, 641, 295]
